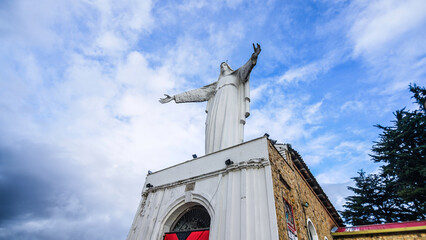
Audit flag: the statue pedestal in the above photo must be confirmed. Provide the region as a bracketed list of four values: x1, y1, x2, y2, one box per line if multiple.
[127, 136, 342, 240]
[127, 136, 279, 240]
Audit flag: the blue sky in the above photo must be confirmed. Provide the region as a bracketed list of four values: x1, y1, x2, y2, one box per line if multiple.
[0, 0, 425, 239]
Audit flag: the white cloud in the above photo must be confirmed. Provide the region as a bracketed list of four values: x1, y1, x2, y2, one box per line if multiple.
[304, 155, 322, 165]
[278, 61, 323, 84]
[0, 1, 203, 239]
[250, 83, 269, 102]
[2, 0, 422, 236]
[340, 100, 364, 113]
[334, 140, 370, 155]
[0, 45, 209, 238]
[225, 0, 244, 9]
[321, 182, 353, 211]
[302, 134, 337, 166]
[349, 0, 426, 57]
[345, 0, 426, 93]
[116, 51, 176, 93]
[314, 139, 374, 184]
[277, 54, 336, 84]
[245, 90, 326, 149]
[177, 0, 208, 12]
[304, 100, 323, 124]
[0, 0, 69, 48]
[95, 31, 129, 53]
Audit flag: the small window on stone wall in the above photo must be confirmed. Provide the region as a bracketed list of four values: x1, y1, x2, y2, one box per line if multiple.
[307, 219, 318, 240]
[324, 237, 328, 240]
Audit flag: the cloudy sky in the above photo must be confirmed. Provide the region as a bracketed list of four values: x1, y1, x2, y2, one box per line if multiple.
[0, 0, 425, 239]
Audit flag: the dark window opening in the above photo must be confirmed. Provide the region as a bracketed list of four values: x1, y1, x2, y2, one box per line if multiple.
[280, 175, 292, 190]
[171, 205, 211, 232]
[165, 205, 211, 240]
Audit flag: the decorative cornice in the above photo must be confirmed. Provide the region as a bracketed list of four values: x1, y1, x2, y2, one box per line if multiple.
[142, 158, 269, 196]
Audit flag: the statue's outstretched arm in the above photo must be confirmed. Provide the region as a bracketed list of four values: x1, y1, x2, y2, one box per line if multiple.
[159, 82, 217, 104]
[251, 43, 261, 65]
[238, 43, 261, 82]
[159, 94, 174, 104]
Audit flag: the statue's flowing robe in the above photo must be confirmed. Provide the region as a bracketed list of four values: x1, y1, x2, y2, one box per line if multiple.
[174, 59, 255, 154]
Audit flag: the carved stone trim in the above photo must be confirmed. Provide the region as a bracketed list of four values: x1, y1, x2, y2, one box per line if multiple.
[142, 158, 269, 196]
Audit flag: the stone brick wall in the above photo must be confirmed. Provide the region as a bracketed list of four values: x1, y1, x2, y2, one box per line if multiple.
[268, 142, 338, 240]
[332, 231, 426, 240]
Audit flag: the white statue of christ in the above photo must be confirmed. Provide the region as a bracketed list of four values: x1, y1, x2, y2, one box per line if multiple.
[160, 44, 261, 154]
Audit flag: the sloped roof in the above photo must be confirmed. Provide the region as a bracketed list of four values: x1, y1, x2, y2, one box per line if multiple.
[282, 144, 345, 227]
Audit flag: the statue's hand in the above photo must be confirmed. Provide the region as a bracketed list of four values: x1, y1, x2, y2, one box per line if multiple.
[252, 43, 261, 58]
[159, 94, 175, 104]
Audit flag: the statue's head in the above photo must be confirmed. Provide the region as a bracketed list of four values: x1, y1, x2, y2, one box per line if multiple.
[220, 62, 233, 75]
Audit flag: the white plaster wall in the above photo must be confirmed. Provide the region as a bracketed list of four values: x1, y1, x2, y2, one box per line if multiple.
[127, 137, 279, 240]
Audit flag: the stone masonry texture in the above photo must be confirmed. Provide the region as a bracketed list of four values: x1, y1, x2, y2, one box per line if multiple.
[268, 142, 337, 240]
[268, 141, 426, 240]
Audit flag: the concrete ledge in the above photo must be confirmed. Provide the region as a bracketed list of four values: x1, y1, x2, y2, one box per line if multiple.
[332, 225, 426, 236]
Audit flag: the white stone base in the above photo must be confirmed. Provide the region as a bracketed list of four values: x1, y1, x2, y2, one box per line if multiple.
[127, 136, 279, 240]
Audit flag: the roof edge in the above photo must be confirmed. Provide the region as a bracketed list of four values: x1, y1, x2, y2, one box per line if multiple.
[270, 141, 345, 227]
[332, 225, 426, 236]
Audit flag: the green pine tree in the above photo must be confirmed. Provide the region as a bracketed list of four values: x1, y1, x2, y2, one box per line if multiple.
[371, 84, 426, 220]
[341, 170, 401, 225]
[342, 84, 426, 225]
[341, 170, 380, 225]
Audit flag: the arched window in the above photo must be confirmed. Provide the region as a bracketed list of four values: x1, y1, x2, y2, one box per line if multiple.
[307, 219, 318, 240]
[171, 205, 211, 231]
[163, 204, 211, 240]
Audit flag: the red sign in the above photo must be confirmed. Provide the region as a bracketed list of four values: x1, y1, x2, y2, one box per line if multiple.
[336, 220, 426, 232]
[283, 197, 298, 240]
[164, 230, 209, 240]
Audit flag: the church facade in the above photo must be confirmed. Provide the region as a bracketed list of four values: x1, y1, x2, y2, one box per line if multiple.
[126, 136, 426, 240]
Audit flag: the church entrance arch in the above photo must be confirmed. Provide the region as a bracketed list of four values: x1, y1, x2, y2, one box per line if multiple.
[163, 203, 210, 240]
